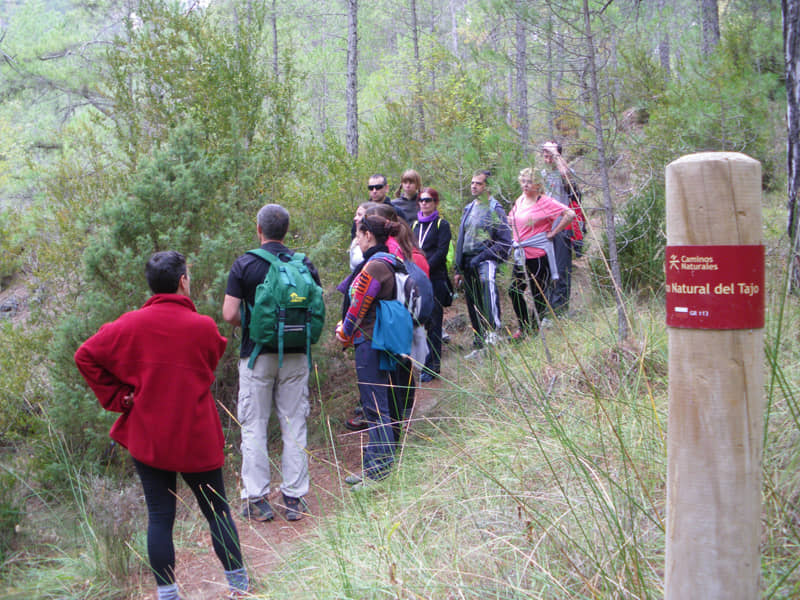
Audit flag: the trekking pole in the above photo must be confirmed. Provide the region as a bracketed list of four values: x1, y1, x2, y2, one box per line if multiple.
[664, 152, 764, 600]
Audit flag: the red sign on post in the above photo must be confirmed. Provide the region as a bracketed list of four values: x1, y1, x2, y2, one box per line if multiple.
[665, 245, 765, 329]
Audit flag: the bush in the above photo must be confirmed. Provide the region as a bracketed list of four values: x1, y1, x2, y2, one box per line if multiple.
[590, 181, 665, 294]
[0, 321, 48, 446]
[0, 208, 26, 289]
[0, 467, 23, 564]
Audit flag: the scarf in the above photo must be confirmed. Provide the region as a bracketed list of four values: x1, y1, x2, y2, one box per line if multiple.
[416, 209, 439, 223]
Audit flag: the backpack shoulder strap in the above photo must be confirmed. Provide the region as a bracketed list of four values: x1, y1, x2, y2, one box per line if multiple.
[371, 252, 409, 274]
[246, 248, 280, 267]
[370, 251, 396, 267]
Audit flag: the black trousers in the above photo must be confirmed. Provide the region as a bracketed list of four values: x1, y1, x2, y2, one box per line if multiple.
[389, 356, 416, 444]
[424, 278, 449, 373]
[509, 255, 551, 331]
[133, 459, 243, 585]
[548, 230, 573, 313]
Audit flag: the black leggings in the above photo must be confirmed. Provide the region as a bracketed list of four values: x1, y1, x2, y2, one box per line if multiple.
[509, 256, 551, 331]
[133, 459, 244, 585]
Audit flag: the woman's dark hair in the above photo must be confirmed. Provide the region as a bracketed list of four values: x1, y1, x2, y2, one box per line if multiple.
[365, 203, 417, 260]
[359, 215, 402, 245]
[145, 251, 186, 294]
[421, 187, 439, 204]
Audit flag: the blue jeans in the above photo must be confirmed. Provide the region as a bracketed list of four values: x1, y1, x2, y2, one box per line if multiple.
[133, 459, 243, 586]
[354, 340, 394, 479]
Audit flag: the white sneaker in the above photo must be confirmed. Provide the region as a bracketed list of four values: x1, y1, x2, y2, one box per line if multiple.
[463, 348, 484, 360]
[485, 331, 499, 345]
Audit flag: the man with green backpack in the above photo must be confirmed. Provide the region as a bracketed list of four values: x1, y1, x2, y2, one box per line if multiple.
[222, 204, 324, 522]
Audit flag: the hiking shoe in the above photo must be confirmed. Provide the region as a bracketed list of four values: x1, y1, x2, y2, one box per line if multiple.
[442, 332, 451, 344]
[420, 371, 437, 382]
[463, 348, 484, 360]
[350, 478, 377, 492]
[350, 469, 389, 491]
[345, 417, 368, 431]
[241, 497, 274, 522]
[485, 331, 499, 345]
[282, 494, 308, 521]
[344, 472, 364, 485]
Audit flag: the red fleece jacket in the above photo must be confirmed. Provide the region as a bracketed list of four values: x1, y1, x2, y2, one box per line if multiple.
[74, 294, 227, 473]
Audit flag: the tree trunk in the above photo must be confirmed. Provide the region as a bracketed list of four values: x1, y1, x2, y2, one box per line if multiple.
[784, 0, 800, 288]
[582, 0, 628, 341]
[545, 9, 555, 139]
[271, 0, 278, 79]
[515, 0, 528, 157]
[658, 0, 671, 79]
[345, 0, 358, 157]
[450, 0, 459, 58]
[410, 0, 425, 136]
[700, 0, 720, 55]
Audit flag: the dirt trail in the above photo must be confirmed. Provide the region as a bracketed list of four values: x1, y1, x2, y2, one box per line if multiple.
[125, 256, 594, 599]
[128, 383, 444, 600]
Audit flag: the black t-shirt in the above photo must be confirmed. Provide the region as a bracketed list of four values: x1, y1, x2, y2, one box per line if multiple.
[225, 241, 322, 358]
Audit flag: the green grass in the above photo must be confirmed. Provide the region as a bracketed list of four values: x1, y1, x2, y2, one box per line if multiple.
[2, 192, 799, 598]
[254, 306, 669, 599]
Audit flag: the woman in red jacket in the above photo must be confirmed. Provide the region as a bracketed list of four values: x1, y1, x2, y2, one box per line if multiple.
[74, 251, 248, 600]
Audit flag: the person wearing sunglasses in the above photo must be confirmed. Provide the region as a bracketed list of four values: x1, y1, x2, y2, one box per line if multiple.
[351, 175, 392, 240]
[367, 174, 391, 204]
[412, 188, 453, 381]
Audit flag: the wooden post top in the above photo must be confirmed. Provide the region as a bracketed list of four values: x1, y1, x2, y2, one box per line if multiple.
[666, 152, 762, 246]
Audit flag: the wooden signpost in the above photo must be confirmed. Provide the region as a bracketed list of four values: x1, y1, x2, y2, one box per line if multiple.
[665, 152, 764, 599]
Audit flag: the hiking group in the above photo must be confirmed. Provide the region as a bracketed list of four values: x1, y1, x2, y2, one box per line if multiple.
[73, 140, 585, 599]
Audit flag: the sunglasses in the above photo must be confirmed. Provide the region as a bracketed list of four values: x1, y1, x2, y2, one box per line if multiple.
[419, 197, 435, 203]
[367, 184, 385, 191]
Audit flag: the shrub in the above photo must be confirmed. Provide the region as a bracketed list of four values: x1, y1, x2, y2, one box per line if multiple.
[590, 180, 665, 294]
[0, 467, 23, 564]
[0, 208, 26, 289]
[0, 321, 48, 446]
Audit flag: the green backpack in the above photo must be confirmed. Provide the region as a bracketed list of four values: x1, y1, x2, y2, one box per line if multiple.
[244, 248, 325, 369]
